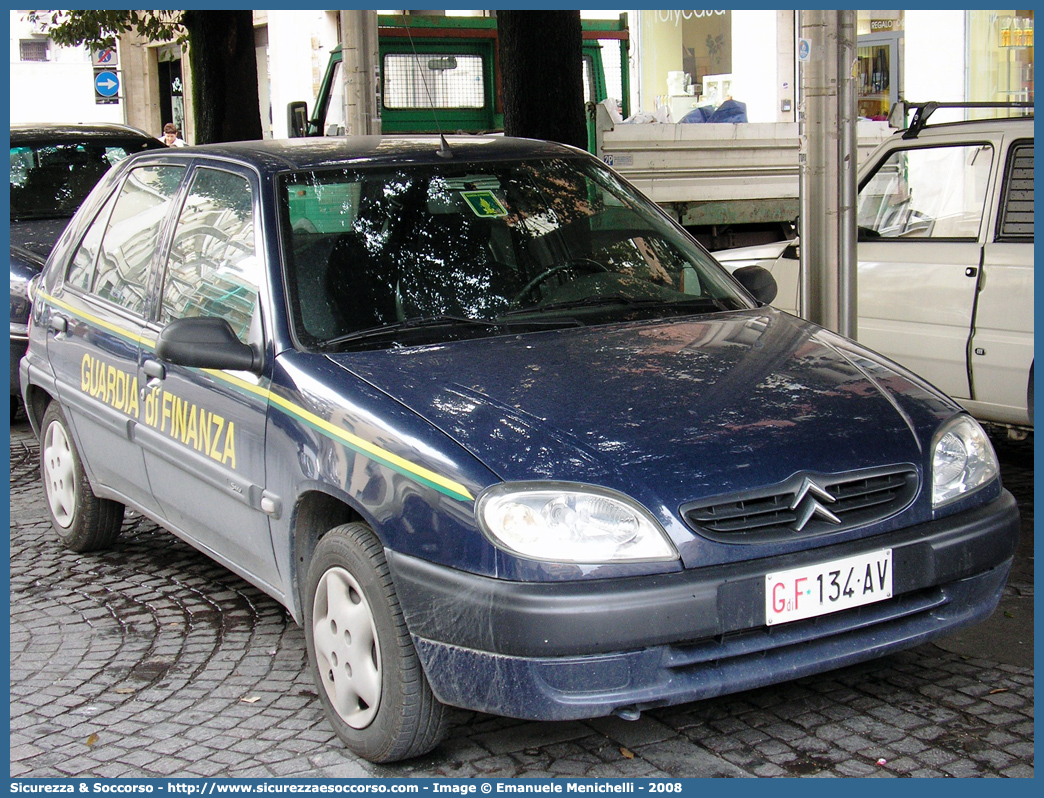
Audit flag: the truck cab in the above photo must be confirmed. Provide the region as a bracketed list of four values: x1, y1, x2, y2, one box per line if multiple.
[289, 14, 630, 154]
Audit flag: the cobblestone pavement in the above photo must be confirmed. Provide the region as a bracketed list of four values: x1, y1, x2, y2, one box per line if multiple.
[9, 416, 1034, 779]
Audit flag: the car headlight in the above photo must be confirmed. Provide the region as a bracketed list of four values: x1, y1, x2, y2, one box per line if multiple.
[931, 415, 999, 507]
[477, 483, 678, 563]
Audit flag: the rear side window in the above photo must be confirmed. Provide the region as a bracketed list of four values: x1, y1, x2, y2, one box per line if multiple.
[93, 165, 185, 315]
[996, 141, 1033, 241]
[160, 167, 260, 345]
[857, 144, 993, 240]
[66, 189, 119, 292]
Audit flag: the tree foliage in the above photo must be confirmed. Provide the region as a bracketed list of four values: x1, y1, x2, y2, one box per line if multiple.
[28, 10, 185, 49]
[27, 10, 262, 145]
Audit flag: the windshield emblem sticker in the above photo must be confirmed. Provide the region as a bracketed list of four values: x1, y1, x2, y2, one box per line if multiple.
[790, 476, 842, 532]
[460, 190, 508, 218]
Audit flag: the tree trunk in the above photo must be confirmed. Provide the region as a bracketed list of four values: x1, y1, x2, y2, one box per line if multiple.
[498, 11, 587, 150]
[182, 10, 263, 144]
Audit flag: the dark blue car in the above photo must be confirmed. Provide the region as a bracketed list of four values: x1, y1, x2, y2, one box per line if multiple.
[21, 136, 1019, 763]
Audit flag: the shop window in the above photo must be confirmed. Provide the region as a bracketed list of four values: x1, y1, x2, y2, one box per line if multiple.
[967, 10, 1034, 110]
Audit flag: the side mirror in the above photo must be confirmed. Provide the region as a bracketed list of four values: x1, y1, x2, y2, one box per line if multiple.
[888, 100, 907, 129]
[156, 317, 260, 373]
[287, 101, 309, 138]
[733, 265, 778, 306]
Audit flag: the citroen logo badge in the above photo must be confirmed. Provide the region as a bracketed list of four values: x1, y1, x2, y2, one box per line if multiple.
[790, 476, 842, 532]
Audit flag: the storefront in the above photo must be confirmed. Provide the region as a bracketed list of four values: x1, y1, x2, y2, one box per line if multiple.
[856, 12, 901, 120]
[634, 9, 790, 123]
[631, 10, 1033, 124]
[967, 10, 1034, 113]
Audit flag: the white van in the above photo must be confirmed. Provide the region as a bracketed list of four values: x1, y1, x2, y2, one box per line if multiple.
[716, 112, 1034, 431]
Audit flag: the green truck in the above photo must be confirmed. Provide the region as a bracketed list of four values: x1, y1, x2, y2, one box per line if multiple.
[289, 14, 630, 153]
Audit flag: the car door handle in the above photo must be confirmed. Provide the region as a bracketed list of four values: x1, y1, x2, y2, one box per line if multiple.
[49, 314, 67, 334]
[965, 267, 978, 277]
[143, 359, 166, 381]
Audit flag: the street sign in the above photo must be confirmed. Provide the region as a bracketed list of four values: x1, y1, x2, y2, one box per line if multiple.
[92, 46, 118, 67]
[94, 69, 120, 105]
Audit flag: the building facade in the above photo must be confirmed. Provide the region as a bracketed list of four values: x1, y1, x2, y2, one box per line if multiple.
[9, 10, 1034, 139]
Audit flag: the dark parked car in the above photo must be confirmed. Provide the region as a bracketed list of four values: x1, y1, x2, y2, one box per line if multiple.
[21, 137, 1018, 763]
[10, 123, 164, 418]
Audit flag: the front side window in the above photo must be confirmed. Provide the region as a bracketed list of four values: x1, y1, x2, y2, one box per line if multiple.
[322, 60, 347, 136]
[279, 156, 748, 350]
[93, 165, 185, 316]
[857, 144, 994, 240]
[160, 168, 260, 345]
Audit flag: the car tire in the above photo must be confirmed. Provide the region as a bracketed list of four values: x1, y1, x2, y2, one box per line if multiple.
[40, 402, 124, 552]
[304, 522, 448, 763]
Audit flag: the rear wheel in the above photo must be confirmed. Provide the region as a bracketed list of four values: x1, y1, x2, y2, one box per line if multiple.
[304, 522, 448, 763]
[40, 402, 124, 552]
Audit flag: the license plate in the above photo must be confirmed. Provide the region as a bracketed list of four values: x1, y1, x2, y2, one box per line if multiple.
[765, 548, 893, 626]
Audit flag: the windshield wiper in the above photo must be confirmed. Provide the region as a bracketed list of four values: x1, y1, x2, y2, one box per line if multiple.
[318, 313, 581, 351]
[318, 315, 496, 350]
[501, 295, 733, 316]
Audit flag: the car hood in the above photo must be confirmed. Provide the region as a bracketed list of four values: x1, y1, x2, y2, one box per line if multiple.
[10, 217, 71, 259]
[328, 309, 956, 548]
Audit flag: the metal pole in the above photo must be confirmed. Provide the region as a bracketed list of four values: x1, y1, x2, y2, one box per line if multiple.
[797, 12, 811, 320]
[838, 10, 858, 339]
[341, 10, 381, 136]
[798, 9, 840, 332]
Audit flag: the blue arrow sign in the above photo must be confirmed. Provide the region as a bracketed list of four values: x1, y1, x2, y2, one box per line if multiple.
[95, 70, 119, 97]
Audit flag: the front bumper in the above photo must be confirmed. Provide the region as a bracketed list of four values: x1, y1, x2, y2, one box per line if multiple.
[387, 490, 1019, 721]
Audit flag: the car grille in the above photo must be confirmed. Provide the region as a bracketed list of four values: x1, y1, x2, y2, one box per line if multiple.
[681, 466, 918, 543]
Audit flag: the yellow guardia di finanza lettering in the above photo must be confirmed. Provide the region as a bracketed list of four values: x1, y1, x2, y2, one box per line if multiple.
[81, 353, 236, 469]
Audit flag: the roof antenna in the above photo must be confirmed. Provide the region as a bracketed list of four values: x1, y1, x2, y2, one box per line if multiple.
[402, 13, 453, 159]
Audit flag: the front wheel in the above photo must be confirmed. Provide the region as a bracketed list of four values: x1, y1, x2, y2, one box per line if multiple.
[304, 523, 448, 763]
[39, 401, 124, 552]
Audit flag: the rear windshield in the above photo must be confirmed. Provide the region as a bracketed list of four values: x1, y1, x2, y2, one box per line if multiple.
[10, 138, 158, 221]
[278, 156, 749, 351]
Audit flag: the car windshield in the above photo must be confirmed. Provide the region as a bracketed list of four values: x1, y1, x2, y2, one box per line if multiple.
[278, 156, 750, 351]
[9, 140, 148, 221]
